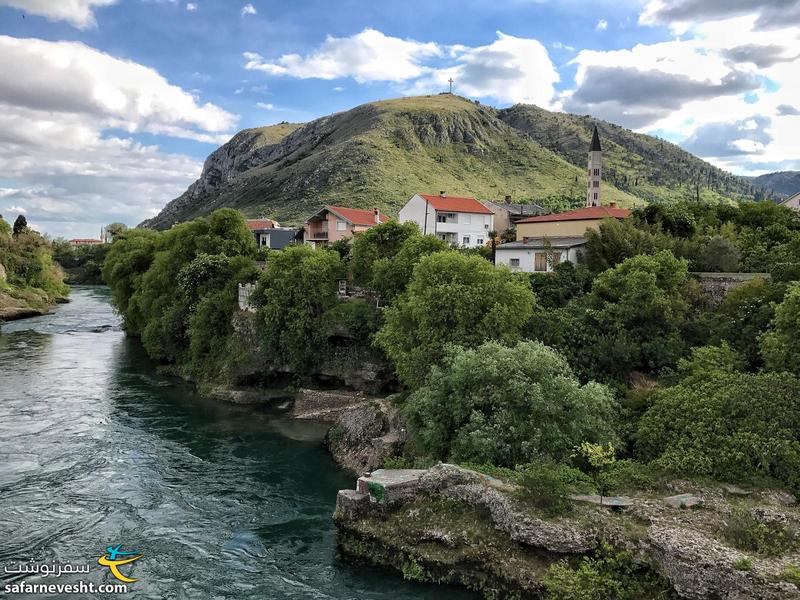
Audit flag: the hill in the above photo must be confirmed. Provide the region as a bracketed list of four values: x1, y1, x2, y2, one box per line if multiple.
[143, 95, 761, 229]
[498, 104, 757, 205]
[749, 171, 800, 198]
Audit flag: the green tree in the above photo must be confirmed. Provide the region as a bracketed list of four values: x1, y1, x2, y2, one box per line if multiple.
[370, 234, 448, 303]
[708, 277, 782, 369]
[252, 244, 345, 370]
[583, 218, 658, 273]
[12, 215, 27, 236]
[530, 261, 593, 309]
[760, 282, 800, 376]
[104, 222, 128, 241]
[349, 220, 419, 285]
[375, 251, 535, 386]
[403, 340, 618, 466]
[696, 235, 741, 272]
[0, 215, 10, 236]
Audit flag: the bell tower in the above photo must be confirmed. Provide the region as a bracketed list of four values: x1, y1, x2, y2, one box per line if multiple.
[586, 125, 602, 207]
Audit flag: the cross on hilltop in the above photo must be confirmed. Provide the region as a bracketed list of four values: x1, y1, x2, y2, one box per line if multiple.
[447, 78, 454, 93]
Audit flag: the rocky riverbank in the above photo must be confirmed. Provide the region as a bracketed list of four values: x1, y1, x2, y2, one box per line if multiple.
[334, 464, 800, 599]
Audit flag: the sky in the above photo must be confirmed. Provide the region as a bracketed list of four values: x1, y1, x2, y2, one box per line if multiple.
[0, 0, 798, 238]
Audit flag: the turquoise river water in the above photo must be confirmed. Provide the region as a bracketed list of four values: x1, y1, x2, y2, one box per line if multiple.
[0, 287, 473, 599]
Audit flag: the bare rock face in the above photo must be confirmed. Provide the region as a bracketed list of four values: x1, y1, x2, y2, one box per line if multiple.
[0, 261, 6, 283]
[419, 464, 599, 554]
[326, 401, 404, 474]
[646, 526, 800, 600]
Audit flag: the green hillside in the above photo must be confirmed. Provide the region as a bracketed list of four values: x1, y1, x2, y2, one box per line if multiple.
[498, 104, 758, 205]
[143, 94, 759, 229]
[750, 171, 800, 198]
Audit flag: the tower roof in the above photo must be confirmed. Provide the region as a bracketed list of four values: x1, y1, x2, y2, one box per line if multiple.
[590, 125, 602, 152]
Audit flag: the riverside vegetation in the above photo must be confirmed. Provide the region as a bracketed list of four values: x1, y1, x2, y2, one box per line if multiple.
[105, 203, 800, 598]
[0, 214, 68, 321]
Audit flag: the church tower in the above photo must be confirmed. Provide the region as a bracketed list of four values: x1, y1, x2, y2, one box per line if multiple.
[586, 125, 602, 207]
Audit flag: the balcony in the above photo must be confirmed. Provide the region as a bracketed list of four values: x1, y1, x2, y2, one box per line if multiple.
[307, 230, 328, 240]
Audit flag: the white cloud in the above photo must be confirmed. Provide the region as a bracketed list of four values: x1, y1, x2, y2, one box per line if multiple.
[333, 86, 345, 92]
[409, 32, 559, 106]
[241, 3, 256, 16]
[0, 0, 117, 28]
[255, 102, 284, 110]
[0, 36, 236, 139]
[244, 28, 441, 82]
[595, 19, 608, 31]
[186, 2, 197, 10]
[6, 205, 26, 214]
[244, 29, 558, 106]
[552, 41, 575, 51]
[0, 35, 238, 237]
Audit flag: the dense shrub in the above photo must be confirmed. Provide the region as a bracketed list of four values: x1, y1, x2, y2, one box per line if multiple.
[403, 340, 619, 467]
[375, 251, 535, 386]
[636, 345, 800, 490]
[371, 234, 448, 303]
[518, 461, 594, 516]
[760, 282, 800, 376]
[723, 506, 799, 557]
[529, 261, 593, 309]
[543, 544, 676, 600]
[0, 221, 68, 302]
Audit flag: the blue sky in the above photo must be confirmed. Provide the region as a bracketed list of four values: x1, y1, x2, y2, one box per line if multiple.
[0, 0, 798, 238]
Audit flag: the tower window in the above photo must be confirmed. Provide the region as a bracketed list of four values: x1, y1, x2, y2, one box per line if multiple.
[594, 168, 600, 176]
[593, 181, 599, 188]
[593, 192, 598, 200]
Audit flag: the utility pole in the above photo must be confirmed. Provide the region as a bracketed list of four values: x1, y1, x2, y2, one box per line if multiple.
[447, 77, 454, 94]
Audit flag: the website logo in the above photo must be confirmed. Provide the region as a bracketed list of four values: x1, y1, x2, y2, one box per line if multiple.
[97, 545, 142, 583]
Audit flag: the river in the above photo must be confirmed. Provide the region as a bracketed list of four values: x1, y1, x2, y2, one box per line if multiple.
[0, 287, 472, 599]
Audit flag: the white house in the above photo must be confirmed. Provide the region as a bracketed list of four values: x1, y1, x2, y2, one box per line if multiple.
[495, 236, 586, 273]
[780, 191, 800, 211]
[399, 192, 494, 248]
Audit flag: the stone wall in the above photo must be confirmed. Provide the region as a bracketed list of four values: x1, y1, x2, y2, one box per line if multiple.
[691, 272, 771, 304]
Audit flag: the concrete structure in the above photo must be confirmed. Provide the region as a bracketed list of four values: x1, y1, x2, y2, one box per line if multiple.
[69, 238, 103, 247]
[691, 272, 771, 303]
[246, 219, 298, 250]
[356, 469, 427, 505]
[399, 192, 494, 248]
[482, 198, 545, 234]
[515, 205, 631, 239]
[304, 206, 389, 248]
[495, 236, 586, 273]
[779, 191, 800, 210]
[586, 125, 602, 207]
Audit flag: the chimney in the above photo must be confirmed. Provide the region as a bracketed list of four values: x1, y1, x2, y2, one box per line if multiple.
[504, 194, 512, 203]
[439, 190, 446, 197]
[373, 207, 380, 224]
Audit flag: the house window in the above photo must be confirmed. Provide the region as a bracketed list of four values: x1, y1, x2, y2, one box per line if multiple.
[259, 233, 270, 248]
[477, 237, 484, 245]
[534, 252, 547, 272]
[509, 258, 520, 269]
[462, 236, 471, 246]
[551, 251, 562, 266]
[437, 212, 457, 223]
[336, 219, 347, 231]
[462, 213, 471, 225]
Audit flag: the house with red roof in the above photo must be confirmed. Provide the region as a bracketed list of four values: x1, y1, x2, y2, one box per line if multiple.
[303, 205, 389, 248]
[514, 204, 631, 239]
[398, 192, 494, 248]
[494, 204, 631, 273]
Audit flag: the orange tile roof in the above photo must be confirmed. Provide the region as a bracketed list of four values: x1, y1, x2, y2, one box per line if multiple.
[328, 206, 390, 226]
[246, 218, 279, 230]
[419, 194, 493, 214]
[516, 206, 631, 223]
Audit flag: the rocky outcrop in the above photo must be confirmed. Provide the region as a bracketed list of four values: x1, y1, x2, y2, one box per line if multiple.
[334, 464, 800, 599]
[326, 400, 405, 474]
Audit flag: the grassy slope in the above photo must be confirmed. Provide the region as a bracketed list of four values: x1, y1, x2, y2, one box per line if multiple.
[498, 104, 756, 205]
[148, 95, 759, 228]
